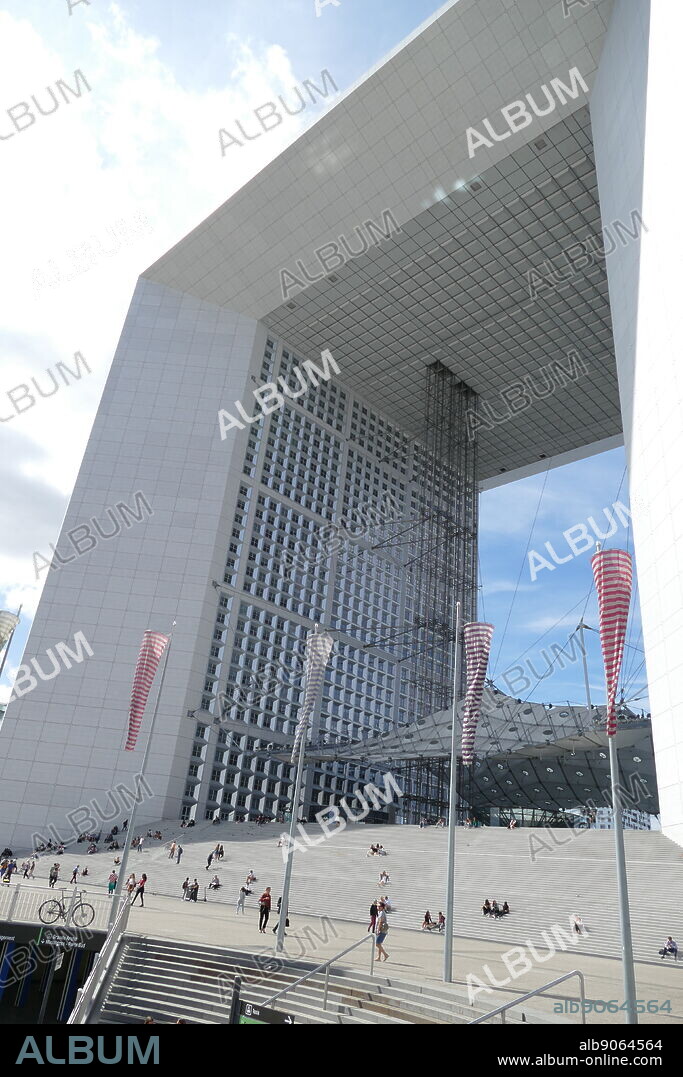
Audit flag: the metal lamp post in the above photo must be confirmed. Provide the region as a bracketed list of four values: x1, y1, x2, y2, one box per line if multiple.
[276, 626, 334, 955]
[107, 631, 173, 930]
[443, 600, 461, 983]
[588, 546, 638, 1024]
[275, 711, 308, 955]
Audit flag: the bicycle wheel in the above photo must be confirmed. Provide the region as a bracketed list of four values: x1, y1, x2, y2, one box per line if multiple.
[38, 899, 62, 924]
[71, 902, 95, 927]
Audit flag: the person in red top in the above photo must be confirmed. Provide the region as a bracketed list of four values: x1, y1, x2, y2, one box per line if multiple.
[258, 887, 272, 933]
[131, 873, 147, 907]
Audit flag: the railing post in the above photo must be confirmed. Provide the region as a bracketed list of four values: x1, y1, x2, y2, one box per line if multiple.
[65, 887, 79, 927]
[67, 888, 132, 1024]
[7, 883, 21, 923]
[261, 933, 381, 1009]
[323, 965, 330, 1011]
[578, 971, 586, 1025]
[468, 970, 584, 1024]
[118, 898, 130, 935]
[229, 976, 242, 1025]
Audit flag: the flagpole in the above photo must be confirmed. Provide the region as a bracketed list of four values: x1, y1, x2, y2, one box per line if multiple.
[276, 625, 333, 954]
[608, 731, 637, 1023]
[443, 600, 461, 983]
[577, 621, 592, 714]
[107, 627, 174, 929]
[275, 697, 308, 955]
[593, 545, 637, 1024]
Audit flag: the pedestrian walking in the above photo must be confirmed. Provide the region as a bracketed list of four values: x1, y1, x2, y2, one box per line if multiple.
[70, 866, 79, 884]
[258, 887, 272, 932]
[375, 908, 390, 962]
[48, 864, 59, 889]
[176, 845, 183, 865]
[27, 859, 35, 880]
[137, 837, 144, 854]
[236, 885, 249, 914]
[168, 841, 176, 860]
[131, 874, 147, 907]
[368, 901, 378, 933]
[189, 879, 199, 902]
[206, 852, 213, 871]
[271, 896, 289, 935]
[182, 877, 189, 900]
[108, 871, 118, 897]
[126, 873, 136, 898]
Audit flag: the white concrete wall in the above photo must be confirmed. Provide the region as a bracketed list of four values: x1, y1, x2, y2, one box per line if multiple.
[592, 0, 683, 845]
[0, 279, 264, 850]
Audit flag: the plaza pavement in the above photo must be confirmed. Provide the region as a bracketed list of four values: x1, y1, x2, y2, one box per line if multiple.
[123, 895, 683, 1026]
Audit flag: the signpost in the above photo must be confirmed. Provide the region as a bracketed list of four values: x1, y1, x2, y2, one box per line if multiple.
[238, 1001, 295, 1025]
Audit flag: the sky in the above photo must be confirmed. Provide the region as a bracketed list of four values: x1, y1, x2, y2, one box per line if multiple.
[0, 0, 646, 714]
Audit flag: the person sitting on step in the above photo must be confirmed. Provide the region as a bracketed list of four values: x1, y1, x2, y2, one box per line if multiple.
[659, 936, 678, 960]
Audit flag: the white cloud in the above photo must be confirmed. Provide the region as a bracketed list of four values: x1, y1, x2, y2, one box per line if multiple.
[0, 3, 340, 646]
[481, 579, 535, 595]
[519, 613, 581, 633]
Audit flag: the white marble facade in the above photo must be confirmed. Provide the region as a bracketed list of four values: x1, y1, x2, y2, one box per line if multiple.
[592, 0, 683, 847]
[0, 279, 264, 850]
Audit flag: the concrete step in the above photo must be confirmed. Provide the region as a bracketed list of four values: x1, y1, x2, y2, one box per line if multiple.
[81, 822, 683, 1025]
[96, 931, 559, 1026]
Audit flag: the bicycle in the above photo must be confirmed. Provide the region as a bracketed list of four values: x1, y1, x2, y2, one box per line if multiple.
[38, 888, 95, 927]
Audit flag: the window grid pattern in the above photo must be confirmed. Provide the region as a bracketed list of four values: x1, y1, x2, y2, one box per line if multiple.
[244, 491, 327, 620]
[342, 447, 407, 521]
[262, 404, 341, 518]
[189, 334, 468, 821]
[278, 348, 346, 432]
[350, 401, 410, 470]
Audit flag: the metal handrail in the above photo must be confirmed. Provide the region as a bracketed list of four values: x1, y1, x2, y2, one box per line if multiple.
[468, 969, 586, 1024]
[66, 895, 131, 1024]
[260, 932, 375, 1011]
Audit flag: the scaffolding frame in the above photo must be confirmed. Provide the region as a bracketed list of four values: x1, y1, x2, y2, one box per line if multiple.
[394, 363, 479, 822]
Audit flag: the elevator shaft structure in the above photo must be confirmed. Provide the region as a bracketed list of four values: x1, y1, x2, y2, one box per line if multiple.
[399, 362, 478, 822]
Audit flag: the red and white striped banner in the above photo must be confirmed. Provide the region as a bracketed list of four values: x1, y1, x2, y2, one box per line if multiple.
[126, 631, 170, 751]
[591, 549, 632, 736]
[461, 622, 494, 765]
[0, 611, 19, 651]
[291, 627, 334, 763]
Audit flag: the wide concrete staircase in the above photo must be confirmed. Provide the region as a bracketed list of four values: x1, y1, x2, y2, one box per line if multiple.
[95, 934, 552, 1025]
[65, 819, 683, 965]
